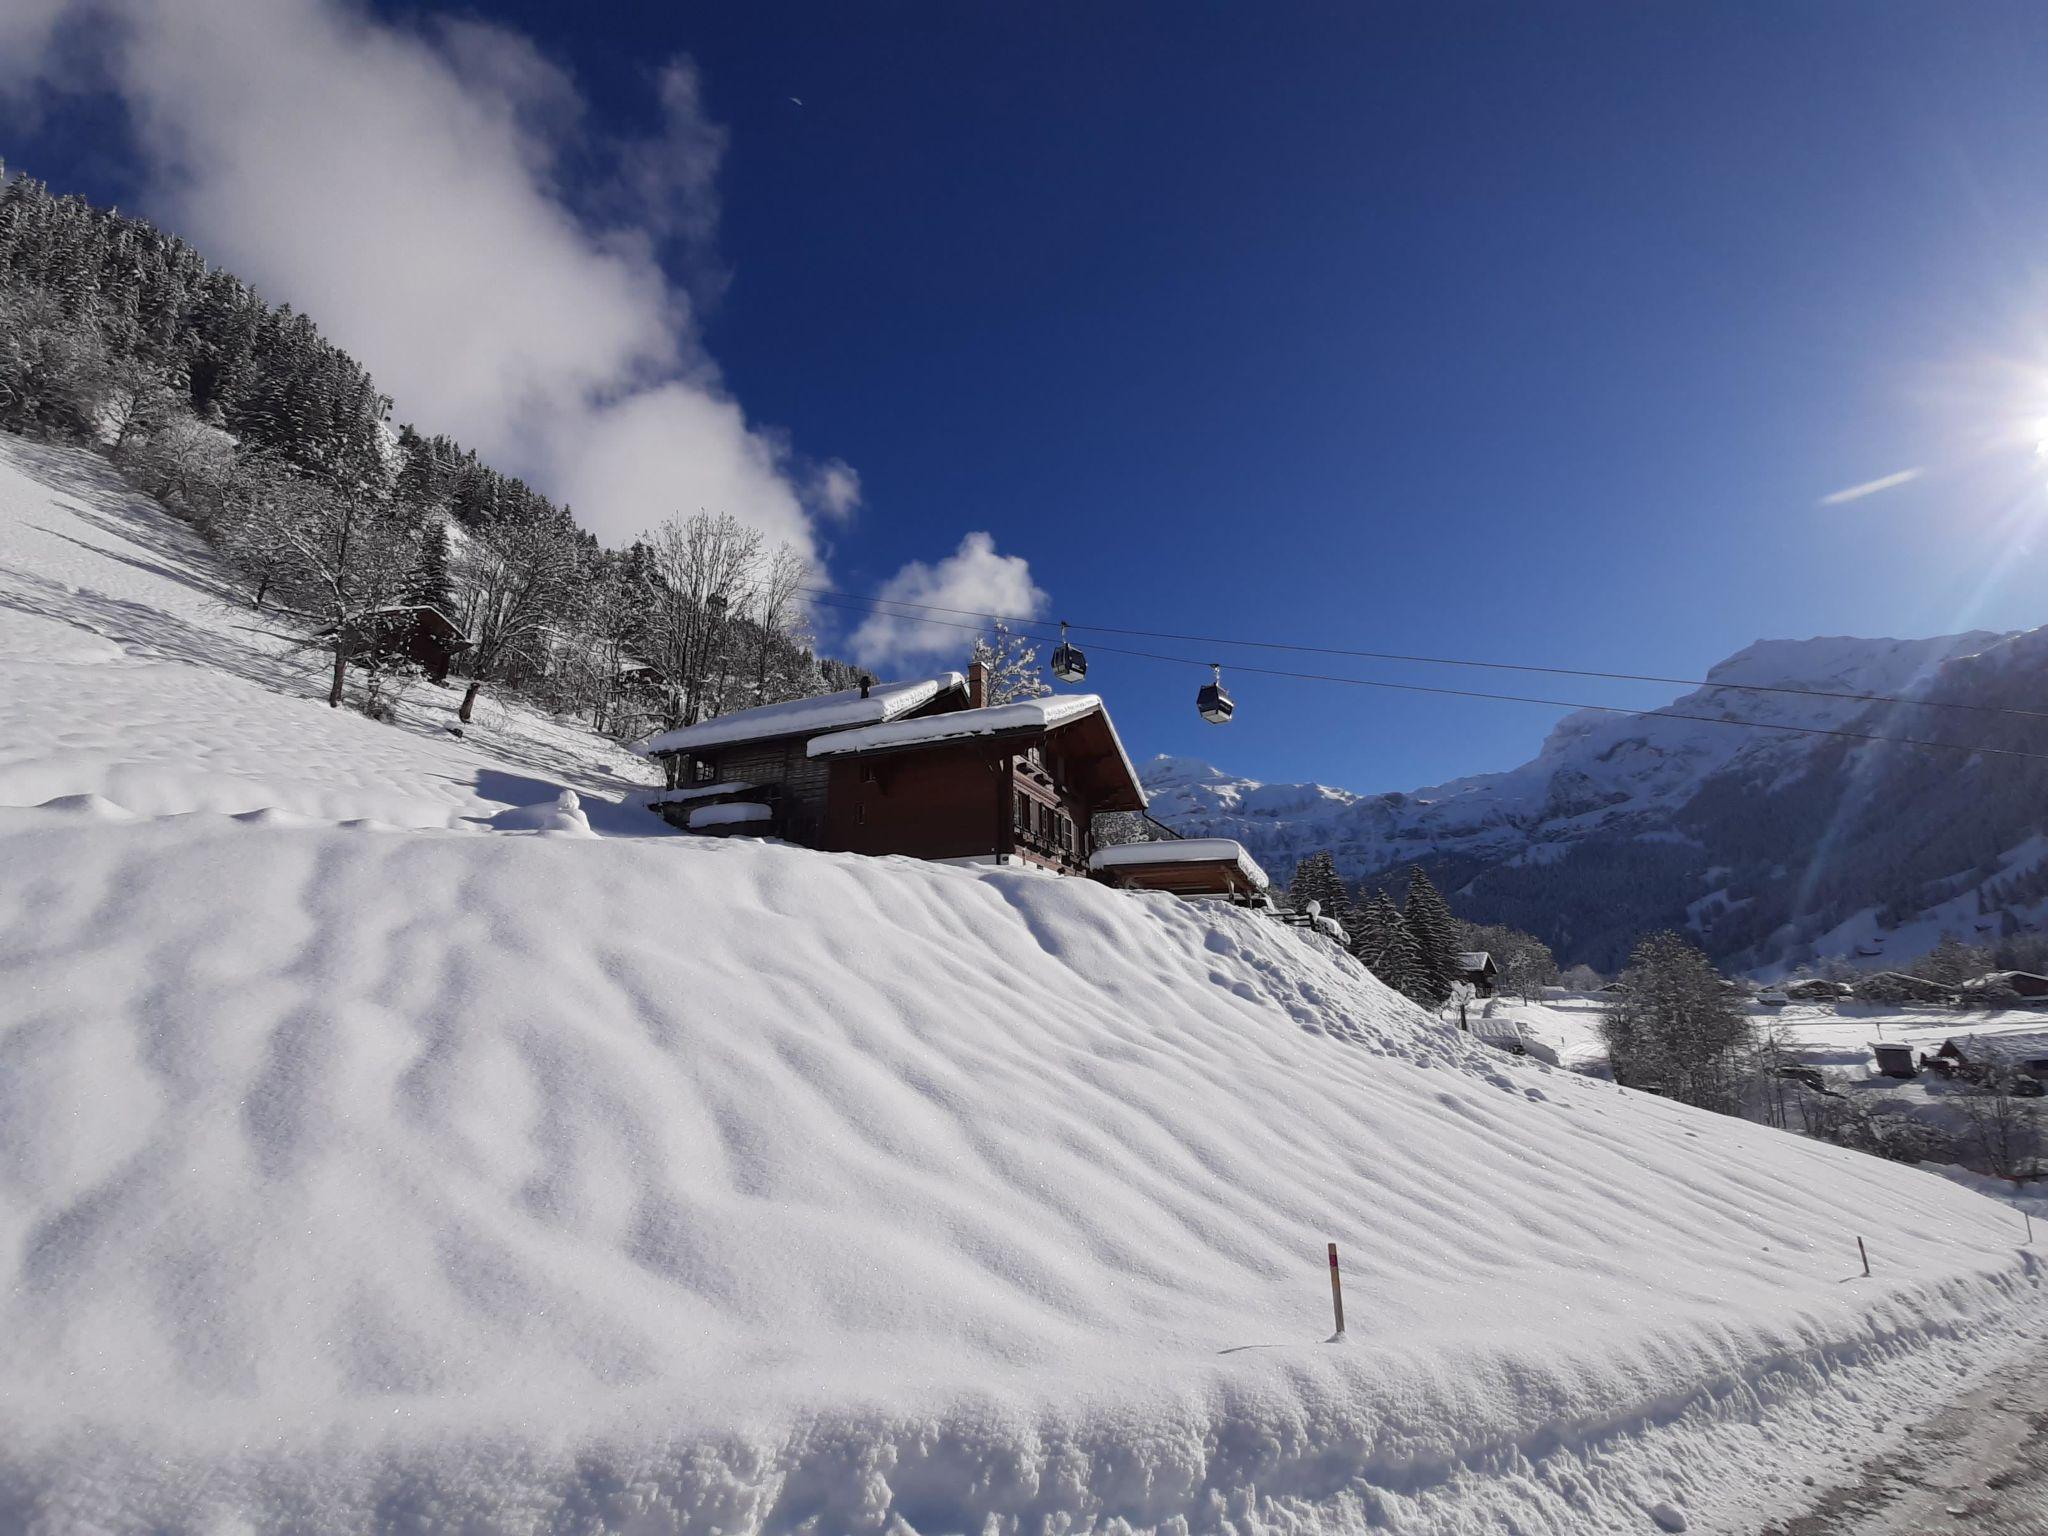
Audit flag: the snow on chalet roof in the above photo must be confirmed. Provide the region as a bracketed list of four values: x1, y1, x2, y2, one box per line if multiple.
[1944, 1030, 2048, 1065]
[637, 674, 964, 757]
[1087, 837, 1269, 889]
[807, 694, 1146, 804]
[1458, 952, 1495, 969]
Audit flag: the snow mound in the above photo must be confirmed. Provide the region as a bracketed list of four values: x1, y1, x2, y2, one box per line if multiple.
[0, 812, 2037, 1534]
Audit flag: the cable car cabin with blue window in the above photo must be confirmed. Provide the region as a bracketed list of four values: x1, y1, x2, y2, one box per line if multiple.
[640, 661, 1147, 873]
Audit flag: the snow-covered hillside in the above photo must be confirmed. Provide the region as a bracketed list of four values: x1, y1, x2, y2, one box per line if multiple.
[1, 433, 2043, 1535]
[1148, 631, 2048, 972]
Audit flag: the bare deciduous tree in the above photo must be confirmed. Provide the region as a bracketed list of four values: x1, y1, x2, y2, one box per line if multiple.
[452, 511, 585, 724]
[221, 474, 419, 707]
[1956, 1070, 2044, 1181]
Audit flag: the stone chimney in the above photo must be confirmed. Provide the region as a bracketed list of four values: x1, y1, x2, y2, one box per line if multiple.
[967, 659, 988, 710]
[859, 675, 872, 699]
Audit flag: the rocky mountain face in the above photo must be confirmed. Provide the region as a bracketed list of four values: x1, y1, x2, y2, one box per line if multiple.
[1143, 630, 2048, 972]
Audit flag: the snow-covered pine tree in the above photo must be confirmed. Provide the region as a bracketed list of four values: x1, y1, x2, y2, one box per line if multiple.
[406, 520, 456, 617]
[1287, 850, 1351, 924]
[1351, 893, 1428, 1001]
[972, 620, 1051, 705]
[1402, 866, 1463, 1004]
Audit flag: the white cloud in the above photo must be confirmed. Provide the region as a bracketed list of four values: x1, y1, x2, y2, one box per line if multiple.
[1818, 467, 1923, 507]
[0, 1, 69, 98]
[849, 532, 1046, 670]
[2, 0, 835, 560]
[805, 459, 863, 522]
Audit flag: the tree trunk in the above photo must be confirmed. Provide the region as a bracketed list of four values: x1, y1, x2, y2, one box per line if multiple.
[328, 642, 347, 708]
[458, 680, 481, 723]
[253, 575, 269, 611]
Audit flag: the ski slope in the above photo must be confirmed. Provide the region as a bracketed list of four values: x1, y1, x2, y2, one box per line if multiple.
[0, 434, 2043, 1535]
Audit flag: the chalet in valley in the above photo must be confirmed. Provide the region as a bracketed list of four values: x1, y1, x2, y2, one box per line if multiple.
[1457, 951, 1499, 997]
[1926, 1031, 2048, 1085]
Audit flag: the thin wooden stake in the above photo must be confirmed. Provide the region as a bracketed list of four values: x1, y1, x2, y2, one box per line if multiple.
[1858, 1236, 1870, 1277]
[2026, 1210, 2034, 1245]
[1327, 1242, 1346, 1338]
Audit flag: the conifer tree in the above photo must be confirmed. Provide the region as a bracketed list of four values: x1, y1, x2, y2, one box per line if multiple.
[1402, 866, 1463, 1004]
[407, 520, 456, 616]
[1287, 850, 1351, 924]
[1351, 893, 1428, 1001]
[1600, 931, 1751, 1112]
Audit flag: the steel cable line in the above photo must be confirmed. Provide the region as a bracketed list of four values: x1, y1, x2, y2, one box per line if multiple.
[801, 591, 2048, 763]
[798, 584, 2048, 723]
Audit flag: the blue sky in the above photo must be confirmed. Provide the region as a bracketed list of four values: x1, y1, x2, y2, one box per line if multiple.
[8, 2, 2048, 792]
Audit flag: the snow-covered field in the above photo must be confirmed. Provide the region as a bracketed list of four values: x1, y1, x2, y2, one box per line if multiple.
[2, 434, 2044, 1535]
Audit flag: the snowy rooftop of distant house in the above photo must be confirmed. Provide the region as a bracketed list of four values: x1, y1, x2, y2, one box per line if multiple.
[1943, 1030, 2048, 1065]
[1087, 837, 1268, 889]
[807, 694, 1145, 805]
[1458, 951, 1495, 970]
[638, 674, 965, 756]
[1962, 971, 2048, 990]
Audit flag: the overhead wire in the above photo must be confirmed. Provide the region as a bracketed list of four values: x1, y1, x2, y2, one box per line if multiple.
[800, 589, 2048, 764]
[797, 583, 2048, 723]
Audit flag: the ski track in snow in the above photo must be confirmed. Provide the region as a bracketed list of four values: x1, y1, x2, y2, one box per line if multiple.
[1, 433, 2045, 1535]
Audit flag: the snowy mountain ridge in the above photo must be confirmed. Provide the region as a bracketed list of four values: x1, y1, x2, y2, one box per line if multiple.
[1147, 628, 2048, 971]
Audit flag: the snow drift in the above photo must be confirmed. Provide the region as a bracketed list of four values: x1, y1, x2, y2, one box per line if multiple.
[0, 435, 2042, 1534]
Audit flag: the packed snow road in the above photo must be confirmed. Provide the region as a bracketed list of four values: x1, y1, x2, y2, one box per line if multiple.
[1768, 1328, 2048, 1535]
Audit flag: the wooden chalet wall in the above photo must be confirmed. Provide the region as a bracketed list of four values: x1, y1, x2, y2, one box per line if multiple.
[821, 743, 1014, 862]
[691, 739, 833, 843]
[1006, 745, 1090, 873]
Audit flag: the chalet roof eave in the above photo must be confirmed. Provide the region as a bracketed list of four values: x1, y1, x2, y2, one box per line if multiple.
[818, 721, 1048, 763]
[814, 716, 1149, 813]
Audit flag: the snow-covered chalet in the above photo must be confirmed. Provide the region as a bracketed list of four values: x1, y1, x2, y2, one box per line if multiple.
[640, 662, 1149, 874]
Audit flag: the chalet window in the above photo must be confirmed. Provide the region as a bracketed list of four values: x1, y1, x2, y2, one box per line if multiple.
[1014, 790, 1030, 829]
[692, 759, 715, 784]
[860, 763, 878, 784]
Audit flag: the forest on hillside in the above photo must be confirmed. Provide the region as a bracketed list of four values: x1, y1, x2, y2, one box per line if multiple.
[0, 162, 865, 736]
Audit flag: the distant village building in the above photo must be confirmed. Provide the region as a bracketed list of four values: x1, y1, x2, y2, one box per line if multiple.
[326, 605, 472, 685]
[1457, 952, 1499, 998]
[1856, 971, 1956, 1005]
[639, 663, 1146, 873]
[1782, 978, 1853, 1002]
[1868, 1041, 1917, 1079]
[1927, 1031, 2048, 1084]
[1961, 970, 2048, 1002]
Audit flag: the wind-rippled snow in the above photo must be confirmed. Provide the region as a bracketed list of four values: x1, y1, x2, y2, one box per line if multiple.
[0, 436, 2042, 1535]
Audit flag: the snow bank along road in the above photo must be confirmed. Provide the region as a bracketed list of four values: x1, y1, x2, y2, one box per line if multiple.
[1, 432, 2044, 1534]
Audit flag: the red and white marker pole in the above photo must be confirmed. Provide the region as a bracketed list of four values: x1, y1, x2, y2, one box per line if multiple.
[1327, 1241, 1346, 1339]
